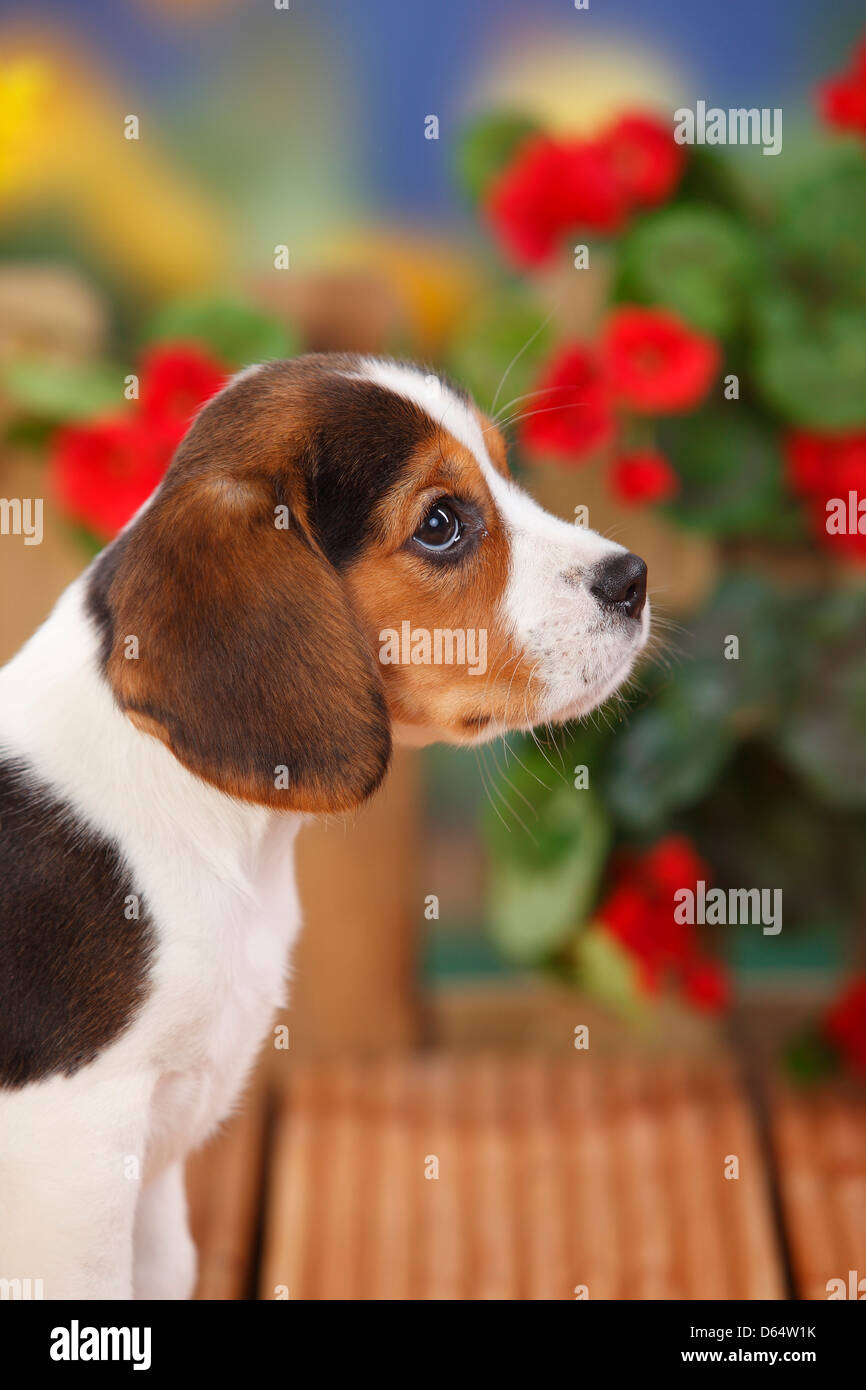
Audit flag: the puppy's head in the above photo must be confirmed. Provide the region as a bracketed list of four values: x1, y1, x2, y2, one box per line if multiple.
[89, 354, 649, 812]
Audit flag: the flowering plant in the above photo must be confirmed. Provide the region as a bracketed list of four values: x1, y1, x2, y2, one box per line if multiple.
[454, 35, 866, 1038]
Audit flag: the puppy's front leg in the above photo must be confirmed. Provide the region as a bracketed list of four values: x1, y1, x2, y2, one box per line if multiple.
[0, 1074, 150, 1300]
[132, 1161, 196, 1300]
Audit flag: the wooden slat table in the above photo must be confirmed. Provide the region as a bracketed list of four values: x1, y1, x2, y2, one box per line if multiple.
[769, 1082, 866, 1302]
[187, 1052, 846, 1301]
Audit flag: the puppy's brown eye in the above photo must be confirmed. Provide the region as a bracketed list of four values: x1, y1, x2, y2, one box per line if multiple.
[414, 499, 462, 551]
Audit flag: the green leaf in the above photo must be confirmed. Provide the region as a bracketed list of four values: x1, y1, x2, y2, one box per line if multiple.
[751, 294, 866, 430]
[684, 573, 804, 712]
[778, 145, 866, 298]
[1, 359, 122, 421]
[671, 144, 766, 220]
[659, 406, 797, 538]
[773, 588, 866, 809]
[143, 296, 298, 368]
[486, 783, 610, 963]
[601, 575, 798, 832]
[454, 111, 541, 204]
[616, 205, 759, 337]
[483, 727, 610, 870]
[572, 925, 647, 1018]
[601, 687, 736, 834]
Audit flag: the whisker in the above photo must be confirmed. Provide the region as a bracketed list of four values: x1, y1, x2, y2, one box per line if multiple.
[474, 743, 514, 836]
[479, 741, 539, 842]
[484, 737, 541, 822]
[491, 382, 584, 426]
[489, 307, 556, 420]
[493, 400, 606, 435]
[500, 732, 556, 792]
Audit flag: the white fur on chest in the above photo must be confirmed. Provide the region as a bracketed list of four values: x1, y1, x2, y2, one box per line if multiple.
[137, 813, 302, 1170]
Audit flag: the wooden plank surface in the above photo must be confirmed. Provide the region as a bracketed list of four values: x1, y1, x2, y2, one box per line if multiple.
[190, 1055, 866, 1301]
[769, 1082, 866, 1301]
[246, 1053, 785, 1301]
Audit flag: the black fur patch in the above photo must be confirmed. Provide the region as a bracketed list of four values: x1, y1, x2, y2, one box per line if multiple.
[235, 354, 444, 568]
[0, 757, 155, 1089]
[308, 375, 436, 567]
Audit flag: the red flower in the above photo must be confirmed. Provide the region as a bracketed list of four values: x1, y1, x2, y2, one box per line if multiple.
[566, 138, 632, 233]
[484, 111, 684, 268]
[599, 114, 684, 207]
[611, 449, 679, 505]
[485, 133, 629, 268]
[485, 137, 576, 268]
[818, 35, 866, 137]
[785, 432, 831, 494]
[521, 343, 616, 461]
[51, 418, 170, 541]
[50, 342, 229, 541]
[599, 881, 658, 963]
[823, 976, 866, 1080]
[597, 835, 727, 1013]
[682, 959, 731, 1014]
[644, 834, 710, 899]
[139, 343, 227, 439]
[784, 430, 866, 563]
[603, 306, 720, 414]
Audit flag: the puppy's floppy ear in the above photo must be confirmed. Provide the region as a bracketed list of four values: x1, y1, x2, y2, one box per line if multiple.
[88, 445, 391, 813]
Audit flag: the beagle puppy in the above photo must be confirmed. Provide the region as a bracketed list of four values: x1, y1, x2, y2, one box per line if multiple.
[0, 354, 648, 1299]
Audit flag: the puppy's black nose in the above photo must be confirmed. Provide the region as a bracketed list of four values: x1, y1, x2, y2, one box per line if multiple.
[589, 552, 648, 619]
